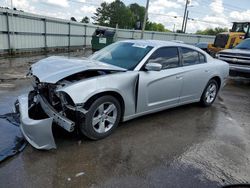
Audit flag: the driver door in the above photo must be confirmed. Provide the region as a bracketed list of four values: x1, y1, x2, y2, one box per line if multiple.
[136, 47, 184, 113]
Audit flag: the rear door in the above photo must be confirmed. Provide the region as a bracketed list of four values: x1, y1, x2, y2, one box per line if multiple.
[137, 47, 184, 113]
[179, 47, 211, 103]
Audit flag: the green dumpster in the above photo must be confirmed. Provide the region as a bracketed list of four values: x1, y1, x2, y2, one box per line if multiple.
[91, 29, 117, 52]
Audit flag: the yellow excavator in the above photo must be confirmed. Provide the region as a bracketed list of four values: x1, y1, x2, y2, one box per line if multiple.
[207, 22, 250, 56]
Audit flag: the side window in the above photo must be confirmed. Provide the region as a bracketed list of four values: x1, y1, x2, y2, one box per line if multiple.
[199, 52, 206, 63]
[147, 47, 179, 69]
[182, 48, 206, 66]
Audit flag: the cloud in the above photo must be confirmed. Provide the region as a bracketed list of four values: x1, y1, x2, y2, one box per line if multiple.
[176, 0, 186, 5]
[149, 0, 182, 13]
[209, 0, 224, 15]
[10, 0, 35, 11]
[190, 1, 199, 7]
[148, 11, 183, 32]
[175, 0, 199, 7]
[44, 0, 69, 8]
[198, 0, 232, 30]
[229, 10, 250, 22]
[148, 0, 202, 32]
[5, 0, 250, 33]
[80, 5, 96, 14]
[103, 0, 114, 3]
[203, 15, 229, 27]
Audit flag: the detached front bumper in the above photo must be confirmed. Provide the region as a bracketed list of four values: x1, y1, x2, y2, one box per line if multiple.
[17, 92, 75, 150]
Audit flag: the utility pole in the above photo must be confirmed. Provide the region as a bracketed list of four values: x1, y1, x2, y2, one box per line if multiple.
[184, 10, 189, 33]
[181, 0, 189, 33]
[141, 0, 149, 39]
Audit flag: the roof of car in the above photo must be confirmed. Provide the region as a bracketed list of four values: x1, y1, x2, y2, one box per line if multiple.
[118, 39, 212, 59]
[121, 39, 197, 49]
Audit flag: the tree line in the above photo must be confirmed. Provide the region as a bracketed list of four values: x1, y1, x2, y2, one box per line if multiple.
[196, 27, 228, 35]
[71, 0, 228, 35]
[71, 0, 170, 32]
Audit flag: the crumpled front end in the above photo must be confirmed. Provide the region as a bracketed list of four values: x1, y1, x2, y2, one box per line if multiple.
[17, 56, 127, 150]
[17, 91, 76, 150]
[17, 94, 56, 149]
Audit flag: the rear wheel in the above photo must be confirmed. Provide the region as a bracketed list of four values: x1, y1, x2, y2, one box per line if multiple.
[200, 79, 218, 107]
[80, 95, 121, 140]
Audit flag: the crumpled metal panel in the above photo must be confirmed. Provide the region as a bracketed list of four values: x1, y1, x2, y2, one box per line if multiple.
[18, 94, 56, 150]
[31, 56, 126, 83]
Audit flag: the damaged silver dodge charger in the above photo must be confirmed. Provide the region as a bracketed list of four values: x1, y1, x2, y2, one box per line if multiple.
[17, 40, 229, 149]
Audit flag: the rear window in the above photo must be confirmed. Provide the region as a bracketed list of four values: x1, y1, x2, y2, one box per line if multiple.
[182, 48, 206, 66]
[199, 53, 206, 63]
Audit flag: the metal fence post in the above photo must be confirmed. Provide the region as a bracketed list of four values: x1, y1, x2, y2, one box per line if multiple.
[84, 24, 87, 47]
[174, 34, 177, 40]
[6, 12, 11, 54]
[10, 9, 15, 54]
[132, 30, 135, 39]
[68, 22, 71, 51]
[151, 32, 154, 39]
[197, 36, 201, 43]
[43, 18, 47, 52]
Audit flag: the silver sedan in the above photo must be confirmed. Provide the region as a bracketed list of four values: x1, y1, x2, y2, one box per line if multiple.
[17, 40, 229, 149]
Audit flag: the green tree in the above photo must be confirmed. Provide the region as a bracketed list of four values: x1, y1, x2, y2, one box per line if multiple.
[109, 0, 133, 28]
[196, 27, 228, 35]
[81, 16, 90, 23]
[146, 21, 170, 32]
[129, 3, 145, 29]
[92, 0, 133, 29]
[92, 2, 110, 26]
[92, 1, 170, 31]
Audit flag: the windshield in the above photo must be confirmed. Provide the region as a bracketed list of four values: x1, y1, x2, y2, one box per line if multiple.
[89, 42, 153, 70]
[232, 23, 250, 33]
[234, 39, 250, 50]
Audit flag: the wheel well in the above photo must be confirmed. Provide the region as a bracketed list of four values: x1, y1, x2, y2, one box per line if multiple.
[211, 76, 221, 89]
[84, 91, 125, 118]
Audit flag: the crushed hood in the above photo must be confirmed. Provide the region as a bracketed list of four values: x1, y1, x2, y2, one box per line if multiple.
[31, 56, 126, 83]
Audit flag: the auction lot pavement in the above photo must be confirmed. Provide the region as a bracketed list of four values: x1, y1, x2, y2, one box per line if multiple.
[0, 51, 250, 188]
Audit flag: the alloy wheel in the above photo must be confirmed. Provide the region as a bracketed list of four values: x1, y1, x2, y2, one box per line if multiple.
[205, 83, 217, 104]
[92, 102, 118, 133]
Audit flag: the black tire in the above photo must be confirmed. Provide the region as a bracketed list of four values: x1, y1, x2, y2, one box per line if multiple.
[80, 95, 121, 140]
[200, 79, 219, 107]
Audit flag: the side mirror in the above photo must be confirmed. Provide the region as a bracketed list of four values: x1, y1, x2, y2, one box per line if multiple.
[145, 62, 162, 71]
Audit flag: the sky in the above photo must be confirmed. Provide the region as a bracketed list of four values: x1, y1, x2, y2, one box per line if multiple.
[1, 0, 250, 33]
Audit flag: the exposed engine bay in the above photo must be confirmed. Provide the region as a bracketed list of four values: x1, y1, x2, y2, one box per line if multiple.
[30, 70, 119, 128]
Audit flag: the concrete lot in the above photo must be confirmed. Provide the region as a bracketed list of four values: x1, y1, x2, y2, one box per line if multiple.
[0, 52, 250, 188]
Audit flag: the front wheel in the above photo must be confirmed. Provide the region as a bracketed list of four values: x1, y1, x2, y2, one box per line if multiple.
[200, 79, 218, 107]
[80, 95, 121, 140]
